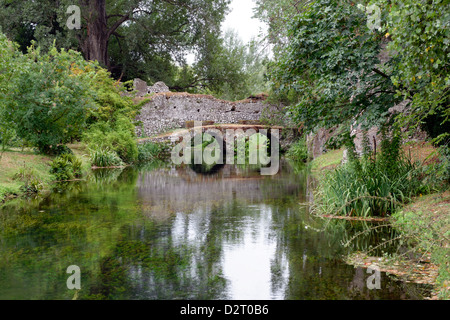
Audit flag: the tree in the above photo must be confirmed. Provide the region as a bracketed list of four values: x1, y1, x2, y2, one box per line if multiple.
[0, 32, 21, 158]
[0, 0, 231, 83]
[4, 43, 98, 154]
[168, 30, 269, 100]
[253, 0, 309, 57]
[376, 0, 449, 144]
[192, 30, 251, 99]
[270, 0, 402, 131]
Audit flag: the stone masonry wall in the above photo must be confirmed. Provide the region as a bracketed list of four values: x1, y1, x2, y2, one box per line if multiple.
[134, 79, 283, 137]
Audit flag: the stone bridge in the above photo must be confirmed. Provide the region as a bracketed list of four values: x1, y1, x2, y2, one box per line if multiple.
[139, 122, 299, 155]
[132, 79, 295, 142]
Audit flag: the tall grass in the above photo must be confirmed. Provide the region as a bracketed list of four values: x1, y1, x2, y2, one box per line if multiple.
[315, 130, 436, 217]
[50, 153, 83, 181]
[89, 147, 124, 167]
[286, 138, 309, 163]
[137, 141, 169, 163]
[13, 165, 43, 193]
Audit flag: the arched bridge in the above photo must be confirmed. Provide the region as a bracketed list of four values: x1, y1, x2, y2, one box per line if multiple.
[139, 123, 298, 147]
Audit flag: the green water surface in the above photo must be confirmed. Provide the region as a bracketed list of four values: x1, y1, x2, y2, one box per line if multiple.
[0, 162, 430, 300]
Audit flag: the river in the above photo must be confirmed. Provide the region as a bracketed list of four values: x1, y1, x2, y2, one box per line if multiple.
[0, 161, 431, 299]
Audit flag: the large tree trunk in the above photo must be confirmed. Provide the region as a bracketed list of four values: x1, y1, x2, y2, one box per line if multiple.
[80, 0, 131, 69]
[81, 0, 109, 67]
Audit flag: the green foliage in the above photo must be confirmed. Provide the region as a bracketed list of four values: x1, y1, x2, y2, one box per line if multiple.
[12, 165, 43, 194]
[83, 68, 144, 164]
[0, 32, 21, 155]
[87, 68, 142, 125]
[188, 133, 222, 173]
[0, 0, 231, 86]
[376, 0, 449, 145]
[272, 0, 399, 130]
[234, 133, 270, 165]
[253, 0, 308, 58]
[89, 147, 124, 168]
[50, 153, 83, 181]
[4, 42, 98, 154]
[286, 138, 309, 163]
[0, 31, 20, 97]
[315, 132, 437, 217]
[137, 141, 169, 163]
[83, 116, 138, 164]
[433, 145, 450, 185]
[191, 30, 269, 100]
[264, 0, 448, 158]
[0, 128, 16, 151]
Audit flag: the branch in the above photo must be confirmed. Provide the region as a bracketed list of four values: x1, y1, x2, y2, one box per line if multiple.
[367, 90, 397, 98]
[169, 77, 216, 91]
[372, 68, 391, 79]
[107, 14, 130, 39]
[106, 14, 125, 20]
[132, 8, 155, 16]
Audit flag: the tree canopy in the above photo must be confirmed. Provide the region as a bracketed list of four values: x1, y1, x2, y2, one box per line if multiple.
[271, 0, 400, 131]
[377, 0, 449, 144]
[268, 0, 449, 144]
[2, 43, 98, 154]
[253, 0, 309, 57]
[0, 0, 231, 88]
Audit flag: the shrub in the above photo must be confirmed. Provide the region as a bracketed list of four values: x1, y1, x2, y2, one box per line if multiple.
[315, 131, 437, 217]
[47, 145, 74, 156]
[286, 138, 309, 163]
[89, 147, 124, 168]
[13, 165, 43, 194]
[50, 154, 83, 181]
[82, 68, 145, 164]
[83, 116, 138, 164]
[4, 43, 98, 154]
[137, 141, 169, 163]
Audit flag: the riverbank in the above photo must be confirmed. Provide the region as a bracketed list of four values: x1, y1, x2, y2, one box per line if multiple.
[392, 191, 450, 299]
[0, 150, 52, 202]
[0, 144, 91, 203]
[310, 142, 449, 299]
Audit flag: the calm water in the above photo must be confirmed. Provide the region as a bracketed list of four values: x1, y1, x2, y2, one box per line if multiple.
[0, 162, 429, 300]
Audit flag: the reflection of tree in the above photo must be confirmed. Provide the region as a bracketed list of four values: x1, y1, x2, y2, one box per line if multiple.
[84, 206, 230, 299]
[0, 167, 140, 299]
[269, 197, 421, 299]
[0, 162, 422, 300]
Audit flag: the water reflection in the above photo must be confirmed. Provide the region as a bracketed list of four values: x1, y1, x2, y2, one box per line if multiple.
[0, 162, 429, 299]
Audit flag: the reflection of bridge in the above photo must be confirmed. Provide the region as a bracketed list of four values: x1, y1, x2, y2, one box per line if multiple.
[136, 164, 305, 221]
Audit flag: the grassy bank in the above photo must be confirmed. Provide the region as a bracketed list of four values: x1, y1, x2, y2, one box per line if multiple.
[0, 149, 53, 202]
[0, 144, 91, 203]
[308, 142, 449, 299]
[309, 148, 344, 171]
[0, 140, 168, 203]
[392, 191, 450, 299]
